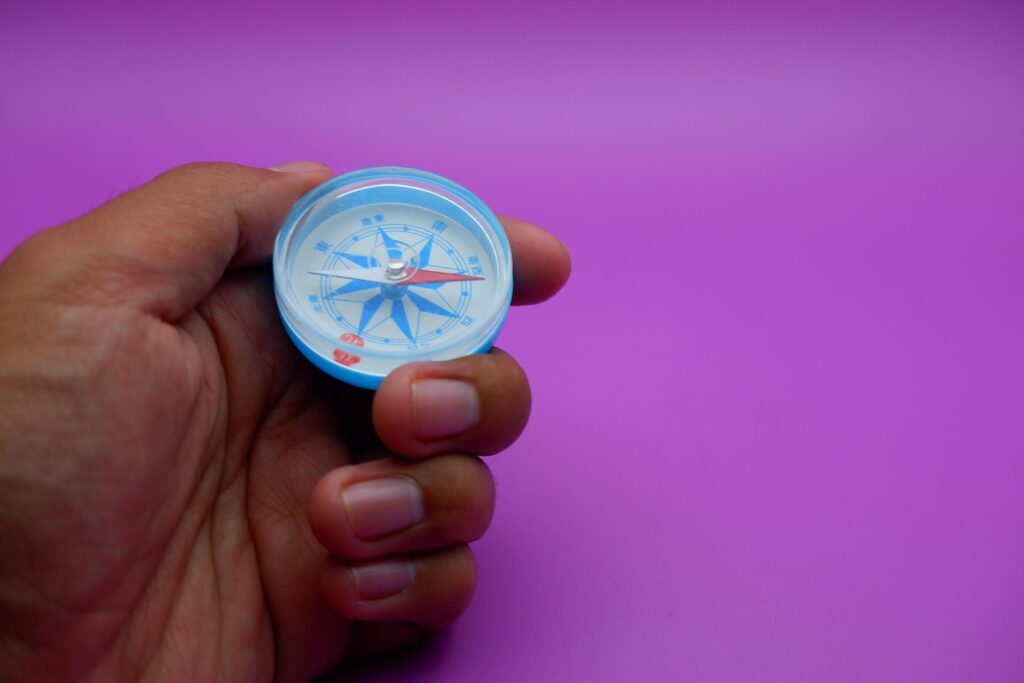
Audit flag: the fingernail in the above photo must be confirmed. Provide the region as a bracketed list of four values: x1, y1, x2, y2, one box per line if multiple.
[352, 560, 416, 601]
[412, 378, 480, 441]
[268, 160, 329, 173]
[342, 477, 424, 540]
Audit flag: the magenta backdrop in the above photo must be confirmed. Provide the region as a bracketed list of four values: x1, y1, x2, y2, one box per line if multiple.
[2, 1, 1023, 681]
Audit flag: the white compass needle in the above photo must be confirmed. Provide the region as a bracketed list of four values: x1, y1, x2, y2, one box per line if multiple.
[309, 268, 484, 286]
[308, 268, 393, 284]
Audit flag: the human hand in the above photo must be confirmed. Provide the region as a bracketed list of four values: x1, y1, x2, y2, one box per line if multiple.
[0, 162, 570, 681]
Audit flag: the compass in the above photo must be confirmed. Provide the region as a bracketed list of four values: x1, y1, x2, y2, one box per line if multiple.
[272, 167, 513, 389]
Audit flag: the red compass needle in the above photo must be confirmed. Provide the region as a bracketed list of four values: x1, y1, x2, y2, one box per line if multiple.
[400, 269, 484, 285]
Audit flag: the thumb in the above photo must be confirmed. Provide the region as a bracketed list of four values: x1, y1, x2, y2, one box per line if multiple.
[16, 161, 332, 320]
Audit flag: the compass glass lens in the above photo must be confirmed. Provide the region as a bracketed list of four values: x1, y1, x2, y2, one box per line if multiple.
[273, 168, 512, 388]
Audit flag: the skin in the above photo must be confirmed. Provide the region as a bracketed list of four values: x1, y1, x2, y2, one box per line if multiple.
[0, 162, 571, 682]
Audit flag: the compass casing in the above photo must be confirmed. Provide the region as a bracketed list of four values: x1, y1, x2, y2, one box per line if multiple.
[273, 167, 513, 389]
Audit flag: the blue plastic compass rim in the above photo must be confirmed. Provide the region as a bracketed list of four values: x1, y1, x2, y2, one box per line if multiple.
[273, 166, 513, 390]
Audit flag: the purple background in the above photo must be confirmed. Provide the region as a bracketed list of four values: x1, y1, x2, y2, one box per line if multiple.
[2, 1, 1023, 680]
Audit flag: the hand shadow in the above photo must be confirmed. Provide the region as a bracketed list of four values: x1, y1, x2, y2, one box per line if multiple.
[315, 628, 453, 682]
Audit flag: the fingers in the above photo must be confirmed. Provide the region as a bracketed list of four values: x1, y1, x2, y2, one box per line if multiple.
[309, 454, 494, 560]
[18, 161, 331, 320]
[321, 546, 476, 625]
[309, 454, 490, 626]
[372, 348, 530, 458]
[500, 215, 572, 306]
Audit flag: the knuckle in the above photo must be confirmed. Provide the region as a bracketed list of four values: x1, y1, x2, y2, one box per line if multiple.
[151, 164, 247, 227]
[476, 352, 531, 452]
[164, 161, 239, 181]
[159, 162, 212, 186]
[508, 356, 531, 398]
[430, 546, 477, 619]
[157, 163, 253, 206]
[488, 349, 530, 397]
[427, 455, 494, 542]
[451, 547, 478, 613]
[460, 459, 496, 539]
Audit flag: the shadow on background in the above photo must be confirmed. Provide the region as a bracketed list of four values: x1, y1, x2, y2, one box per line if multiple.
[317, 631, 453, 682]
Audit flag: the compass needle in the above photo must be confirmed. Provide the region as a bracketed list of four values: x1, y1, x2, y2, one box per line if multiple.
[310, 268, 484, 286]
[309, 268, 393, 284]
[325, 279, 379, 298]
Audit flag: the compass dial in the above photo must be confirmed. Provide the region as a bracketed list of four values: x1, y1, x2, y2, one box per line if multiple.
[273, 167, 513, 389]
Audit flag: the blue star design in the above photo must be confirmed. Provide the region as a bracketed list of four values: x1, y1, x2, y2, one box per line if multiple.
[332, 228, 464, 342]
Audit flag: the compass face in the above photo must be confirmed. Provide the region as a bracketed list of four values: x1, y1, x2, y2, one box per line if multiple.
[273, 168, 513, 389]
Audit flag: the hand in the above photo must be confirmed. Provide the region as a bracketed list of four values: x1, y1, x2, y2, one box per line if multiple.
[0, 162, 570, 681]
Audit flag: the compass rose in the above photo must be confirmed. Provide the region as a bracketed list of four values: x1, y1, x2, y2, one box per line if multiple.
[318, 227, 483, 342]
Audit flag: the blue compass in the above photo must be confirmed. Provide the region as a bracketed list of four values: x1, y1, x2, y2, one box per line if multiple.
[273, 167, 513, 389]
